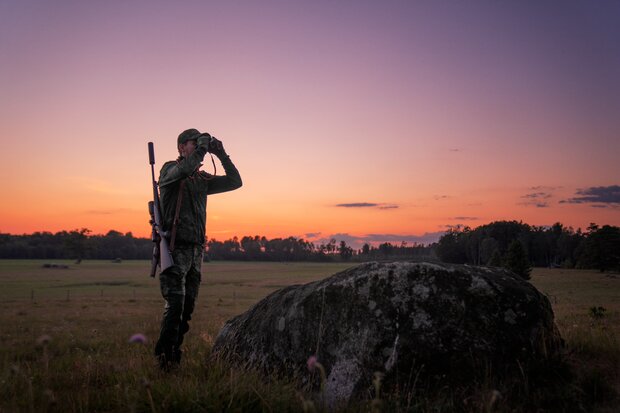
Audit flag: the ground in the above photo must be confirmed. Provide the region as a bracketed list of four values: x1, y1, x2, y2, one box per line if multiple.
[0, 260, 618, 412]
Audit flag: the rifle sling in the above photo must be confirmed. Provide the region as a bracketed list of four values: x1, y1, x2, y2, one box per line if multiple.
[169, 179, 186, 252]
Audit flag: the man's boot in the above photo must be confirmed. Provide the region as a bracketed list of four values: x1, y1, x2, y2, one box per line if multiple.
[172, 348, 183, 366]
[155, 343, 176, 371]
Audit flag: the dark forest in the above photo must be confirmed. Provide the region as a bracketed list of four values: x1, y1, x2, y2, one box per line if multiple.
[1, 221, 618, 272]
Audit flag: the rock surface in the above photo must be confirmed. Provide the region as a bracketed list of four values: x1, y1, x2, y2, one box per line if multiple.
[212, 262, 562, 405]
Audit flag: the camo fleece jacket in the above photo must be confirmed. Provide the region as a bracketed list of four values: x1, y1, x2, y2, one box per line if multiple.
[158, 142, 242, 247]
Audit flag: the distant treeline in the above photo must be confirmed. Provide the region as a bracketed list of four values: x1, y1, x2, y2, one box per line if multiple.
[436, 221, 620, 272]
[206, 236, 433, 262]
[1, 221, 618, 271]
[0, 230, 434, 262]
[0, 230, 152, 260]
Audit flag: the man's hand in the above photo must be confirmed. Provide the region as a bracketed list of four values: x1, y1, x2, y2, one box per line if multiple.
[197, 133, 227, 157]
[208, 136, 227, 157]
[197, 133, 212, 148]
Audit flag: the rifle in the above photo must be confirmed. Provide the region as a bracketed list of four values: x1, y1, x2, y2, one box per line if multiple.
[148, 142, 174, 277]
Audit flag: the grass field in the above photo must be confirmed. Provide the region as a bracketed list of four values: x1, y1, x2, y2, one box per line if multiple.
[0, 260, 618, 412]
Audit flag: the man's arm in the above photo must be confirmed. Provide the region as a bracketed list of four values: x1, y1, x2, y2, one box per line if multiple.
[206, 153, 243, 195]
[158, 144, 208, 187]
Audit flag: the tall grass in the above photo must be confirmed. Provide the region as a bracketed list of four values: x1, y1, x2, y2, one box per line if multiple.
[2, 335, 303, 412]
[0, 262, 618, 412]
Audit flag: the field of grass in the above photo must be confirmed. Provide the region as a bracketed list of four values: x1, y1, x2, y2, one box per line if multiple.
[0, 260, 618, 412]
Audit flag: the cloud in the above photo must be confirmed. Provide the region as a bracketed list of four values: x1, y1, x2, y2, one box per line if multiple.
[449, 148, 462, 152]
[315, 232, 443, 249]
[520, 201, 549, 208]
[451, 216, 478, 221]
[335, 202, 399, 210]
[519, 191, 553, 208]
[529, 185, 562, 191]
[561, 185, 620, 205]
[69, 177, 132, 195]
[433, 195, 450, 200]
[304, 232, 321, 238]
[442, 224, 469, 230]
[364, 233, 444, 243]
[336, 202, 377, 208]
[84, 208, 137, 215]
[522, 192, 552, 199]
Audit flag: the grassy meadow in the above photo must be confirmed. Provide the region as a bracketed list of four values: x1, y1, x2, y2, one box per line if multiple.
[0, 260, 618, 412]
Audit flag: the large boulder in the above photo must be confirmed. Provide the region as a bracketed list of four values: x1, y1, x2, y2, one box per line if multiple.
[212, 262, 562, 405]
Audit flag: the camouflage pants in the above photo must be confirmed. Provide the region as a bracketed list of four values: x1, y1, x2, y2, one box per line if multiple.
[155, 245, 203, 362]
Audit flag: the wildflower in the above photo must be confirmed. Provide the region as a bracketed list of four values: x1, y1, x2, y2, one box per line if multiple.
[201, 332, 214, 345]
[307, 355, 318, 372]
[371, 372, 385, 413]
[306, 354, 326, 395]
[129, 333, 147, 344]
[373, 371, 385, 395]
[488, 389, 502, 409]
[36, 334, 52, 346]
[43, 389, 56, 406]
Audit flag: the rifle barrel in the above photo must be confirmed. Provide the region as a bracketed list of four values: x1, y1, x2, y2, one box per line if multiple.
[148, 142, 155, 165]
[147, 141, 174, 276]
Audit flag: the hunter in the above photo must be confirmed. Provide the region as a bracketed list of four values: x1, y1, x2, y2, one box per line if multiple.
[155, 128, 242, 369]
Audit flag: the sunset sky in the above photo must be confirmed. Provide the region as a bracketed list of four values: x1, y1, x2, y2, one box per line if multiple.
[1, 0, 619, 247]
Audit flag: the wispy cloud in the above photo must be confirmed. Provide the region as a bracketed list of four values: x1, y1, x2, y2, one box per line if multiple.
[305, 232, 321, 238]
[364, 233, 443, 243]
[315, 232, 443, 249]
[560, 185, 620, 205]
[336, 202, 377, 208]
[84, 208, 138, 215]
[529, 185, 562, 191]
[443, 224, 469, 230]
[335, 202, 399, 210]
[519, 191, 553, 208]
[451, 216, 478, 221]
[522, 192, 552, 199]
[433, 195, 451, 200]
[68, 176, 131, 196]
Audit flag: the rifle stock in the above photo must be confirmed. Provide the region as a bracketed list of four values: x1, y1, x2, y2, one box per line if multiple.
[148, 142, 174, 277]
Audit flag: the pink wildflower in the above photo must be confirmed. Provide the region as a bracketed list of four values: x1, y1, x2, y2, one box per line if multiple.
[128, 333, 147, 344]
[307, 355, 318, 372]
[36, 335, 52, 346]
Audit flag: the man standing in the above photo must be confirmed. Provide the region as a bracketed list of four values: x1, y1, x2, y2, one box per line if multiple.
[155, 128, 242, 369]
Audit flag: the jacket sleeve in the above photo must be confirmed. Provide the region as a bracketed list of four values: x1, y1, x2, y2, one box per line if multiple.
[158, 145, 208, 187]
[206, 154, 243, 195]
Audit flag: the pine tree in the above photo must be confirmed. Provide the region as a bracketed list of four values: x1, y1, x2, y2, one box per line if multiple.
[504, 240, 532, 280]
[487, 248, 503, 267]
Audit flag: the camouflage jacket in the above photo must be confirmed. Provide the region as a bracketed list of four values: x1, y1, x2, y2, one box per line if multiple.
[159, 143, 242, 247]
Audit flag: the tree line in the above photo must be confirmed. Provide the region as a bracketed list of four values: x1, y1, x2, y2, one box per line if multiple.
[206, 236, 433, 262]
[435, 221, 620, 273]
[0, 230, 434, 262]
[1, 221, 618, 272]
[0, 229, 152, 260]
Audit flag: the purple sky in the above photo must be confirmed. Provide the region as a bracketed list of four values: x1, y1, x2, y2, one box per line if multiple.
[1, 1, 619, 244]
